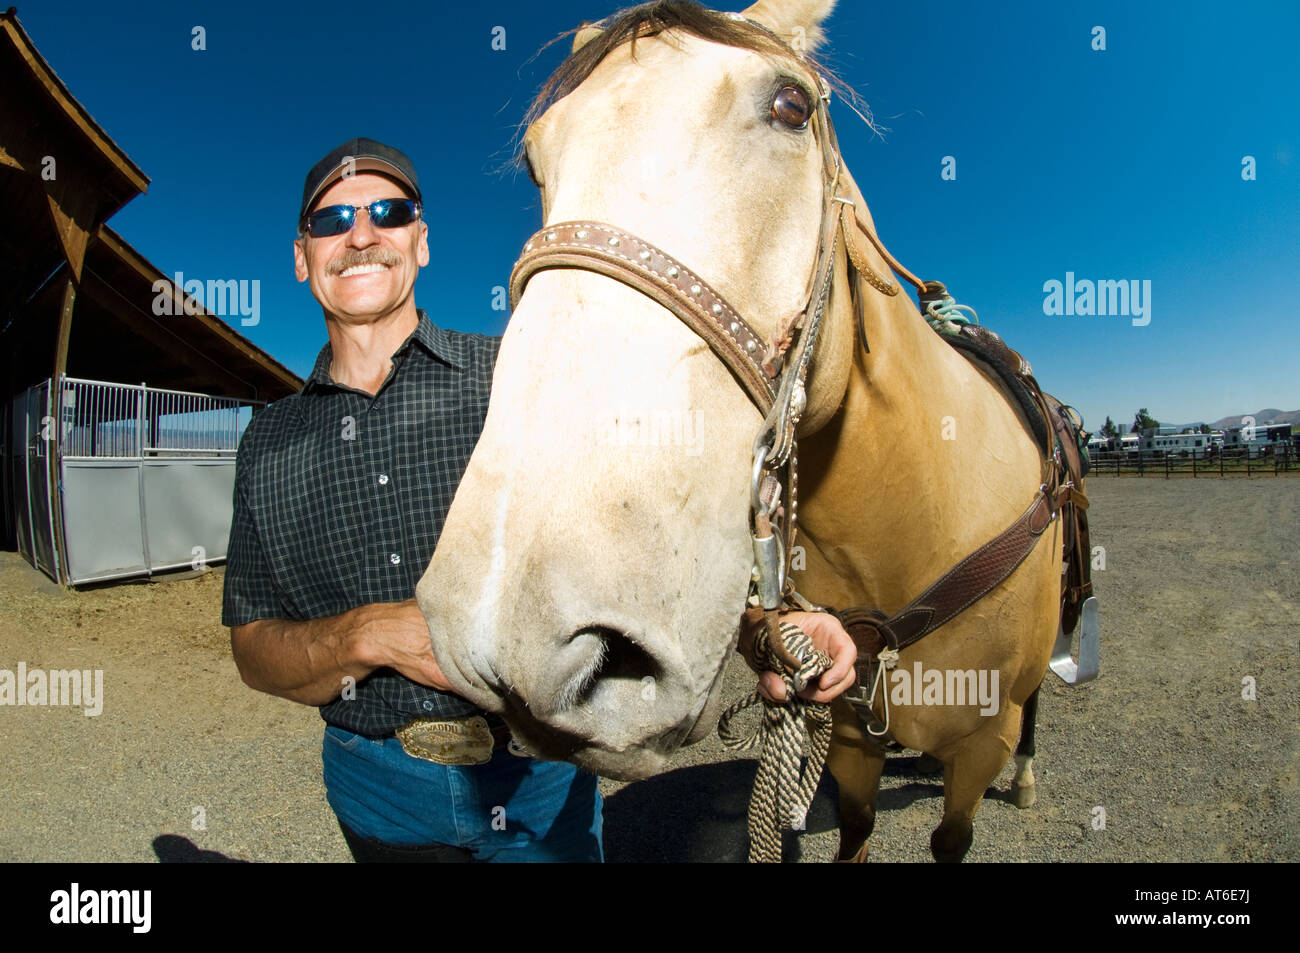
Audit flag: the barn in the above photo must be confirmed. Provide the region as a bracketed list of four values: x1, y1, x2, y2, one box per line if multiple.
[1, 9, 301, 584]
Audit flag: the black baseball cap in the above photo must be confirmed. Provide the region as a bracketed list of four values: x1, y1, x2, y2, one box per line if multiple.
[299, 137, 422, 228]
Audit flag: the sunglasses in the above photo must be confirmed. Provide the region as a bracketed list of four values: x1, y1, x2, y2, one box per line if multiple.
[302, 198, 422, 237]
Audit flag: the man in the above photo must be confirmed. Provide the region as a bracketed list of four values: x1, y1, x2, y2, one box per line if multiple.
[224, 137, 856, 863]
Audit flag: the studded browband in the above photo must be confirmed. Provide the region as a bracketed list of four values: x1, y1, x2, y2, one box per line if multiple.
[507, 204, 905, 411]
[510, 221, 780, 413]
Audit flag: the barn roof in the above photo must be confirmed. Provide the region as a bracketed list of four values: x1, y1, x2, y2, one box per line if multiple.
[0, 7, 302, 402]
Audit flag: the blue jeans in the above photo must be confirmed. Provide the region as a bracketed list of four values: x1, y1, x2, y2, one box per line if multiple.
[321, 724, 603, 862]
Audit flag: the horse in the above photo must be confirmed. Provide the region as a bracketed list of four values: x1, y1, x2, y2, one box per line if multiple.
[416, 0, 1080, 862]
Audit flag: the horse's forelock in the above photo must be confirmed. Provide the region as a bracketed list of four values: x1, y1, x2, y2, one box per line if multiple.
[512, 1, 826, 168]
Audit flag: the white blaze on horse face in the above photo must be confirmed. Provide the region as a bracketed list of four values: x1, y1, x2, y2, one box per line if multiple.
[418, 19, 835, 778]
[468, 482, 514, 684]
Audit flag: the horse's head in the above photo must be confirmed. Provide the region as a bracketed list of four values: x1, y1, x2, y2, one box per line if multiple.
[417, 0, 890, 779]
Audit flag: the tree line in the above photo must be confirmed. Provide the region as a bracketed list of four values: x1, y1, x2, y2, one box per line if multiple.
[1094, 409, 1212, 438]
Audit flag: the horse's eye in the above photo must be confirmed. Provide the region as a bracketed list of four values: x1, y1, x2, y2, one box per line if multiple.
[771, 85, 812, 128]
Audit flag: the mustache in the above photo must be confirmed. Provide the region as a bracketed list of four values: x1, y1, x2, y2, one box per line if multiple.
[327, 247, 403, 275]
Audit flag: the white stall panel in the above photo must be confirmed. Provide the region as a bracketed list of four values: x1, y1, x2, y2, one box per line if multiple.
[61, 461, 146, 582]
[141, 460, 236, 570]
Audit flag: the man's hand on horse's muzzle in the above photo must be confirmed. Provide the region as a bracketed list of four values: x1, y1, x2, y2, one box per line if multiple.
[357, 599, 457, 694]
[739, 609, 857, 705]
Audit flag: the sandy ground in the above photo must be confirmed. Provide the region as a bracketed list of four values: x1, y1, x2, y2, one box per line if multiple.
[1, 476, 1295, 862]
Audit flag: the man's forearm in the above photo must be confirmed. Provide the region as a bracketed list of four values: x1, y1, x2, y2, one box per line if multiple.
[231, 600, 454, 706]
[230, 606, 377, 706]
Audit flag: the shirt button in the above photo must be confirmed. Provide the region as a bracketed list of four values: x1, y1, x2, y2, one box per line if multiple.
[378, 474, 389, 486]
[389, 553, 401, 566]
[422, 700, 435, 712]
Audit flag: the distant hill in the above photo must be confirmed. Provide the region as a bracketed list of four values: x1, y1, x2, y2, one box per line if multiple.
[1210, 409, 1300, 429]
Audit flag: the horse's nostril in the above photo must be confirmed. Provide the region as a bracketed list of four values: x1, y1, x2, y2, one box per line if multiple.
[596, 627, 660, 682]
[562, 626, 660, 709]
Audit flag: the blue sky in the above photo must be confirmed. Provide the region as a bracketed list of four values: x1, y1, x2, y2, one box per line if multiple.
[19, 0, 1300, 431]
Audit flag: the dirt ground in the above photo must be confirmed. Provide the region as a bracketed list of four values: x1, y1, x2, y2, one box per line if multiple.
[1, 476, 1295, 862]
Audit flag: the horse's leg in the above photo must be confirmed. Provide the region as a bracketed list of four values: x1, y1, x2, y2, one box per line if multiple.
[929, 706, 1022, 862]
[826, 697, 886, 862]
[1010, 683, 1041, 808]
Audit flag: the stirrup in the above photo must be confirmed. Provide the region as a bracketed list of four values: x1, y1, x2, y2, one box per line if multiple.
[1049, 596, 1099, 685]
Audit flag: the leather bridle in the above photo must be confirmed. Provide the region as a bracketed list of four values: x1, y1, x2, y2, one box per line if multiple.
[506, 13, 1093, 738]
[508, 51, 926, 670]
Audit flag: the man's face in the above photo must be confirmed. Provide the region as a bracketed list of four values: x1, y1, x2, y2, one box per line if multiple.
[293, 171, 429, 321]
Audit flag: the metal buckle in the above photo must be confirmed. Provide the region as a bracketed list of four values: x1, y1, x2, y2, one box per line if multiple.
[395, 715, 496, 765]
[840, 678, 873, 709]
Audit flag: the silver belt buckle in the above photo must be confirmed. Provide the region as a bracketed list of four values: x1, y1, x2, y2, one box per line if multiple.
[396, 715, 495, 766]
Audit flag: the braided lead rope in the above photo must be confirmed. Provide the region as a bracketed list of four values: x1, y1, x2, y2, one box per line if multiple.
[718, 620, 834, 863]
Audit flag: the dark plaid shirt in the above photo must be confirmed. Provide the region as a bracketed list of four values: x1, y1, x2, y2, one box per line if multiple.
[222, 310, 501, 735]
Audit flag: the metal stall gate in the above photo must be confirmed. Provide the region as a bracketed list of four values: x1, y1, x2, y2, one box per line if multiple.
[10, 380, 62, 580]
[12, 376, 262, 585]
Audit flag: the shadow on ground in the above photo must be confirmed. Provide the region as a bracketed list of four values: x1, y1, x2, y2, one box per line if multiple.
[602, 752, 943, 862]
[152, 834, 248, 863]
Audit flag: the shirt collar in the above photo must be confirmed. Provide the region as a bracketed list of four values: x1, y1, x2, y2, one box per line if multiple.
[303, 309, 466, 393]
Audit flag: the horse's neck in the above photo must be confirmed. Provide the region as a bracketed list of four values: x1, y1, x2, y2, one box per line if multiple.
[793, 286, 1044, 612]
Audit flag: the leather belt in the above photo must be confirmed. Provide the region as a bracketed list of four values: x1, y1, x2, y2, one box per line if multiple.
[394, 713, 513, 766]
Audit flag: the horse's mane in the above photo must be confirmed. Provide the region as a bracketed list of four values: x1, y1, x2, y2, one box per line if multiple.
[513, 0, 869, 169]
